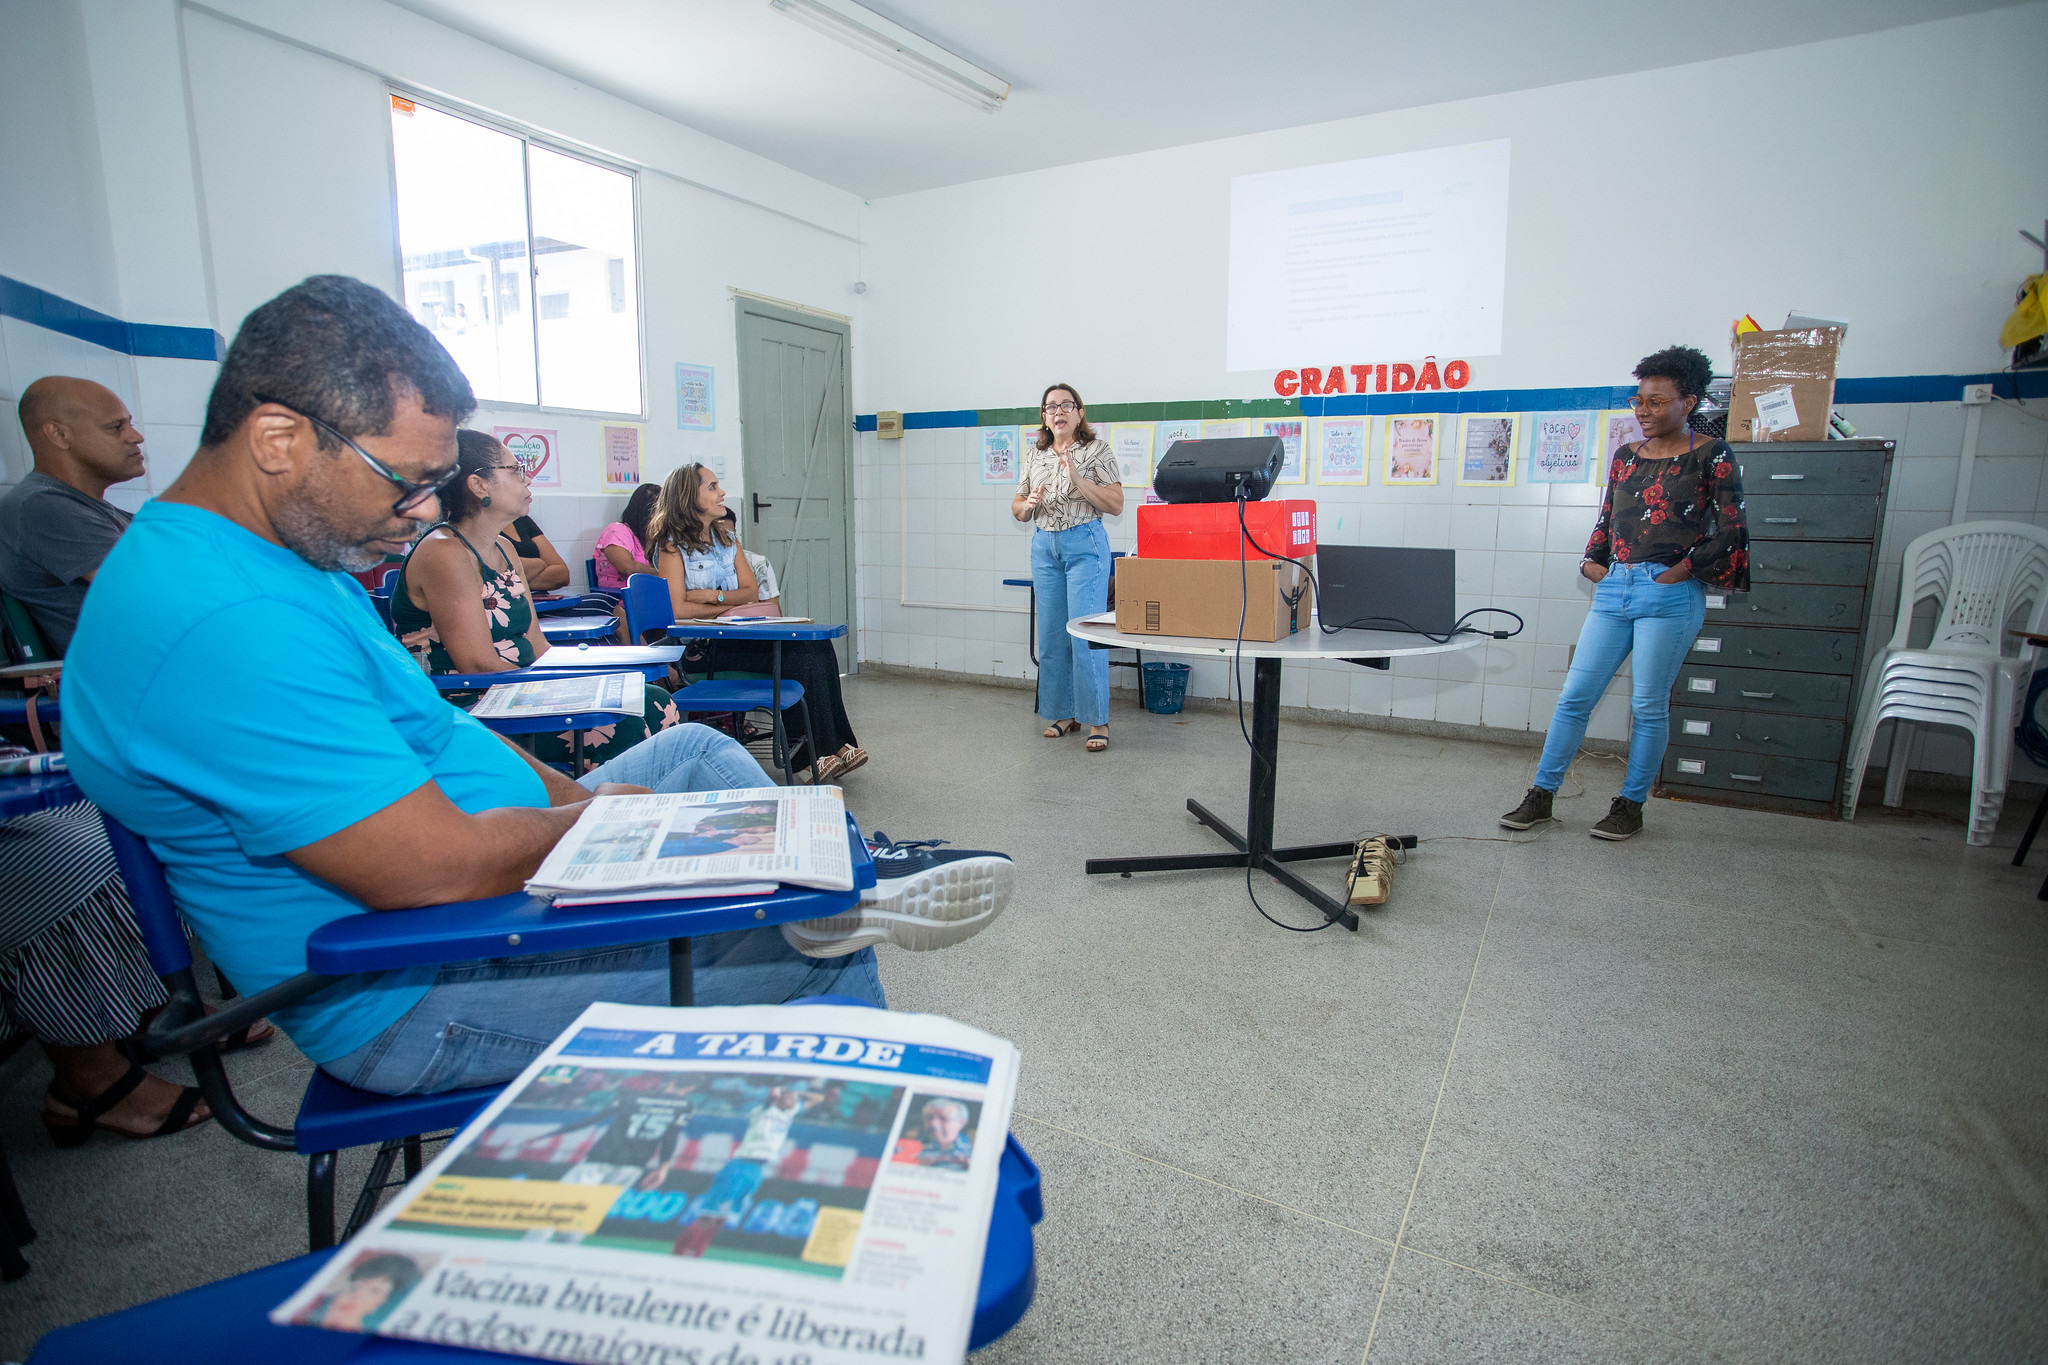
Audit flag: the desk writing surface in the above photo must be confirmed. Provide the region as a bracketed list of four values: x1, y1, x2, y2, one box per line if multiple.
[664, 621, 847, 642]
[1067, 613, 1483, 662]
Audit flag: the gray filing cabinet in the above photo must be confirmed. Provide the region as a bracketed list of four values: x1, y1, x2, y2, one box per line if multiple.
[1654, 439, 1895, 817]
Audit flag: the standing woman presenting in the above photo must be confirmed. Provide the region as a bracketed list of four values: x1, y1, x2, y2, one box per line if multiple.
[1501, 344, 1748, 841]
[1013, 383, 1123, 753]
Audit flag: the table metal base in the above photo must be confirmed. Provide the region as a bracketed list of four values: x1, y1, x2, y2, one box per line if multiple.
[1083, 655, 1416, 930]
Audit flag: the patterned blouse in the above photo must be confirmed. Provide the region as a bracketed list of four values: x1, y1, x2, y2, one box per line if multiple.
[1016, 438, 1120, 532]
[1584, 438, 1750, 591]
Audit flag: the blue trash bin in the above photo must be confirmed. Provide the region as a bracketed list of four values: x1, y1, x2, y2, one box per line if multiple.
[1141, 661, 1190, 714]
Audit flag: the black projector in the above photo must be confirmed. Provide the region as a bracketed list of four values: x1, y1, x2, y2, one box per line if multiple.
[1152, 436, 1284, 503]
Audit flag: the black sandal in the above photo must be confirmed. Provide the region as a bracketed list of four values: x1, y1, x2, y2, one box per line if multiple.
[44, 1065, 205, 1148]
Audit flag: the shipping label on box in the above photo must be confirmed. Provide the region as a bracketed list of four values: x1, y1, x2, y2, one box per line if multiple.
[1113, 557, 1315, 642]
[1729, 327, 1841, 443]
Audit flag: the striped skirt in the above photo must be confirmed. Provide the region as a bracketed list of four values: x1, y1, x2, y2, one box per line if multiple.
[0, 800, 167, 1047]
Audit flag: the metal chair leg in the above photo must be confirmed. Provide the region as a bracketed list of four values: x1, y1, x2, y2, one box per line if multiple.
[0, 1146, 34, 1282]
[403, 1136, 424, 1180]
[307, 1150, 337, 1251]
[2013, 788, 2048, 867]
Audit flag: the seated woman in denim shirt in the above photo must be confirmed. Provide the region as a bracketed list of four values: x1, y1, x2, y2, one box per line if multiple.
[651, 463, 867, 782]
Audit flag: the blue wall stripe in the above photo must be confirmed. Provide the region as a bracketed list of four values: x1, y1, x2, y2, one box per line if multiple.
[856, 370, 2048, 431]
[0, 274, 224, 362]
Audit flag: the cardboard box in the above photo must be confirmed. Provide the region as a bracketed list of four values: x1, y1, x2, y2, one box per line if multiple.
[1135, 499, 1317, 561]
[1728, 327, 1841, 442]
[1113, 556, 1315, 642]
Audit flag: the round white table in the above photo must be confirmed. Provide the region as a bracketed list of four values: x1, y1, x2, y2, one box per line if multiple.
[1067, 613, 1482, 929]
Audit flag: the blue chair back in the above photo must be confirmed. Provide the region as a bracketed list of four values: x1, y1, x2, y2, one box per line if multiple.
[380, 567, 400, 592]
[586, 556, 601, 592]
[99, 815, 195, 976]
[622, 572, 673, 645]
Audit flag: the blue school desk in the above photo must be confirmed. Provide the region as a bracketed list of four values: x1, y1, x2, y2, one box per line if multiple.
[663, 621, 849, 781]
[0, 772, 83, 818]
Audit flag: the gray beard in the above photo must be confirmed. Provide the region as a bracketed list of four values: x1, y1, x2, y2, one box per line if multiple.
[270, 500, 393, 574]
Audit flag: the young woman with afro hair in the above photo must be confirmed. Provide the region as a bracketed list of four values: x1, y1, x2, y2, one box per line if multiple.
[1501, 344, 1749, 842]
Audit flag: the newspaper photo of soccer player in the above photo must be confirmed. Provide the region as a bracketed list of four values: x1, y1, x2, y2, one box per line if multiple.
[415, 1063, 907, 1277]
[890, 1094, 983, 1173]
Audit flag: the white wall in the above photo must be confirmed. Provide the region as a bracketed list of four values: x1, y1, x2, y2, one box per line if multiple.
[858, 3, 2048, 411]
[848, 1, 2048, 787]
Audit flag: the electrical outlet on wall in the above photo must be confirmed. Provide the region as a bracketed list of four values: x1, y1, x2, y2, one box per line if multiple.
[1961, 383, 1993, 405]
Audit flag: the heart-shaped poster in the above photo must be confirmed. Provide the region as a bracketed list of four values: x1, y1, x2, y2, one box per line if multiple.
[492, 427, 559, 487]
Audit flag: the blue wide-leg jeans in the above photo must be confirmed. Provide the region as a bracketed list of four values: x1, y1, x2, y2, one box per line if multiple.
[1032, 521, 1112, 727]
[1532, 562, 1708, 803]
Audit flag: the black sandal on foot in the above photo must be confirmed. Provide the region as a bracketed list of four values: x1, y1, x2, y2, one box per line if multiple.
[1043, 721, 1080, 739]
[1086, 731, 1109, 752]
[44, 1066, 205, 1148]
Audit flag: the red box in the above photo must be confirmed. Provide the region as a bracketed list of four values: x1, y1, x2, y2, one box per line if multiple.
[1136, 499, 1317, 561]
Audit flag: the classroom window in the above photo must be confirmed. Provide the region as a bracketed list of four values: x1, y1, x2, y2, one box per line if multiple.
[389, 97, 642, 415]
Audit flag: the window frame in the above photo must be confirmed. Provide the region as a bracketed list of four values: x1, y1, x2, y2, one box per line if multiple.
[384, 87, 649, 421]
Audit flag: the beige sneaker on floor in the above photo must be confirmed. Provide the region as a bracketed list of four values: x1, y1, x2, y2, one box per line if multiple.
[1346, 836, 1395, 907]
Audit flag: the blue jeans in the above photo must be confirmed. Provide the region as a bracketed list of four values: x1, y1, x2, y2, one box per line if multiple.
[1032, 521, 1112, 727]
[1532, 562, 1708, 803]
[323, 723, 885, 1095]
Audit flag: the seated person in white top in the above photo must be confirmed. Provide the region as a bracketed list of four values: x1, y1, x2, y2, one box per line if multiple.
[62, 276, 1015, 1097]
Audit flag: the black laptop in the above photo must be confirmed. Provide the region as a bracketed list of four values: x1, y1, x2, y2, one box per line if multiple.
[1316, 546, 1457, 636]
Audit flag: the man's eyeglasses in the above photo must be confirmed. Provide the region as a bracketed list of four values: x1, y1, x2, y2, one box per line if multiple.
[1627, 396, 1684, 413]
[1042, 401, 1080, 414]
[253, 393, 460, 515]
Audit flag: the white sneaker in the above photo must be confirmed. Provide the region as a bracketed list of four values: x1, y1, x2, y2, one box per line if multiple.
[781, 833, 1014, 958]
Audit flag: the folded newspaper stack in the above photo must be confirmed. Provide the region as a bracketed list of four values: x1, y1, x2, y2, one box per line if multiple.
[273, 1001, 1023, 1365]
[469, 671, 648, 723]
[526, 787, 852, 906]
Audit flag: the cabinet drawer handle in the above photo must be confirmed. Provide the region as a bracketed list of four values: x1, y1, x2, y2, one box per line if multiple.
[1734, 734, 1773, 743]
[1769, 473, 1805, 481]
[1739, 690, 1776, 699]
[1730, 773, 1764, 782]
[1763, 517, 1799, 524]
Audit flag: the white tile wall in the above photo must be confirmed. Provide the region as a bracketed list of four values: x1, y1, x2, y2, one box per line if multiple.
[856, 402, 2048, 789]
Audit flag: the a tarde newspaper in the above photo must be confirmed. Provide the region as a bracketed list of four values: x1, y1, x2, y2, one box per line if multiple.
[527, 788, 852, 902]
[271, 1002, 1022, 1365]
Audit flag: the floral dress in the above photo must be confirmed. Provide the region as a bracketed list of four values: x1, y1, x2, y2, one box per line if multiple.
[391, 524, 677, 772]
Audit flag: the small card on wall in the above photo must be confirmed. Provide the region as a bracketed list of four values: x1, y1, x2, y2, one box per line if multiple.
[1109, 423, 1156, 488]
[1258, 417, 1306, 485]
[1600, 410, 1645, 468]
[675, 363, 715, 431]
[601, 423, 643, 489]
[1314, 418, 1368, 485]
[980, 427, 1020, 485]
[493, 426, 560, 488]
[1455, 413, 1518, 487]
[1382, 415, 1440, 485]
[1526, 412, 1596, 484]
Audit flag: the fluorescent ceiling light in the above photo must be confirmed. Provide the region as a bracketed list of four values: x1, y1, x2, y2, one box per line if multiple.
[769, 0, 1011, 113]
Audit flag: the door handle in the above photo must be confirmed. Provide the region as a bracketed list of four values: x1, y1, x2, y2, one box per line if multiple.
[752, 492, 774, 524]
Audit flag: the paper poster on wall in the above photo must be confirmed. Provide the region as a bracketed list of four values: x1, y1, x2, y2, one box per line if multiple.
[1382, 416, 1441, 485]
[1109, 423, 1156, 488]
[674, 363, 715, 431]
[1456, 414, 1519, 487]
[1599, 410, 1645, 469]
[1315, 418, 1369, 485]
[1201, 420, 1248, 440]
[601, 423, 643, 489]
[1151, 420, 1202, 504]
[1258, 418, 1307, 484]
[980, 427, 1019, 485]
[1526, 411, 1597, 484]
[493, 426, 560, 489]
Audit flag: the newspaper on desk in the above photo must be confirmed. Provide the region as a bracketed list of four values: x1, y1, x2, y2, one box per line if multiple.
[470, 672, 648, 723]
[527, 787, 852, 902]
[271, 1001, 1022, 1365]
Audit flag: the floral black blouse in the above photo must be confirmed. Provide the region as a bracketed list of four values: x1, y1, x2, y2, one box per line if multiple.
[1584, 438, 1749, 591]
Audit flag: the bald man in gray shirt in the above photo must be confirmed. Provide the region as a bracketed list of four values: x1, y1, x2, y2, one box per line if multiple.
[0, 377, 147, 653]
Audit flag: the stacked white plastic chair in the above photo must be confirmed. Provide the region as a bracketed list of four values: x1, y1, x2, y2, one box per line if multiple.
[1840, 521, 2048, 844]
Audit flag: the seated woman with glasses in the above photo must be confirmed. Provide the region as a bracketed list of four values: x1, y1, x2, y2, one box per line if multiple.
[392, 430, 679, 772]
[651, 463, 868, 782]
[1500, 344, 1748, 843]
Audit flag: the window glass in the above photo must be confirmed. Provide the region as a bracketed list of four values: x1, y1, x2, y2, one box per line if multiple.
[389, 99, 642, 415]
[529, 144, 642, 415]
[389, 102, 536, 405]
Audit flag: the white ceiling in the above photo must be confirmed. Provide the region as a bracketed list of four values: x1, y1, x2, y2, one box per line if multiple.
[389, 0, 2018, 199]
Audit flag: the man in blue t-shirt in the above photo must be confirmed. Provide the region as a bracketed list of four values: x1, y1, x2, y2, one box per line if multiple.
[61, 277, 928, 1096]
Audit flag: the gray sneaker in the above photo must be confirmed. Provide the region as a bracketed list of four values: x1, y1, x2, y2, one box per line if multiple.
[1589, 796, 1644, 841]
[781, 833, 1014, 958]
[1499, 786, 1555, 830]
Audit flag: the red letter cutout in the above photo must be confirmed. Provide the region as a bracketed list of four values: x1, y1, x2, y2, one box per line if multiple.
[1351, 365, 1373, 394]
[1376, 364, 1389, 392]
[1445, 360, 1471, 389]
[1274, 370, 1299, 396]
[1415, 356, 1442, 391]
[1390, 363, 1416, 392]
[1298, 367, 1323, 396]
